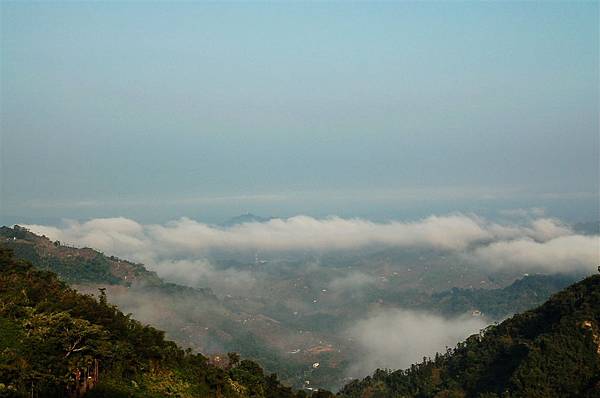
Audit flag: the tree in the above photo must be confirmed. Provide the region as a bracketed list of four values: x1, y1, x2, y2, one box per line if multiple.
[227, 352, 241, 369]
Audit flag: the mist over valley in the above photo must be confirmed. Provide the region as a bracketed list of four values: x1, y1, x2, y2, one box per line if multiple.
[5, 212, 595, 390]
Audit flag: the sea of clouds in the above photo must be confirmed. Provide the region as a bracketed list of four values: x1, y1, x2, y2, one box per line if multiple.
[20, 212, 599, 380]
[23, 213, 598, 275]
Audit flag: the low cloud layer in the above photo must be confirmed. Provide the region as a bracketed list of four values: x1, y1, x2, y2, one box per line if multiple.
[18, 214, 598, 388]
[22, 214, 598, 274]
[152, 259, 257, 296]
[468, 235, 599, 273]
[74, 284, 232, 354]
[346, 309, 487, 377]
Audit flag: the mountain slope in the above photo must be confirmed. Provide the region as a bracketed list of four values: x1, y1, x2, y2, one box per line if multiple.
[339, 274, 600, 398]
[0, 225, 162, 286]
[0, 247, 334, 398]
[423, 273, 579, 319]
[0, 226, 326, 388]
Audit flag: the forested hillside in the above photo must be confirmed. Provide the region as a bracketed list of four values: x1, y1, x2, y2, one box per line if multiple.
[0, 248, 332, 398]
[339, 274, 600, 398]
[0, 226, 340, 388]
[422, 273, 579, 319]
[0, 225, 162, 286]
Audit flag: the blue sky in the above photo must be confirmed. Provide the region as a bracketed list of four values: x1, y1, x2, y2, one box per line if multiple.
[1, 1, 598, 223]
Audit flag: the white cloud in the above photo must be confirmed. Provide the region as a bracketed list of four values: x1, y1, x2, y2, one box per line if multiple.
[21, 214, 598, 274]
[150, 259, 257, 296]
[346, 309, 487, 377]
[484, 217, 572, 242]
[22, 214, 498, 255]
[468, 235, 599, 273]
[27, 217, 150, 261]
[142, 214, 493, 253]
[528, 218, 572, 241]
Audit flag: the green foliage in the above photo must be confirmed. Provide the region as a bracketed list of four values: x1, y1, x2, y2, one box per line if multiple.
[0, 226, 159, 285]
[0, 248, 320, 398]
[427, 274, 579, 319]
[339, 275, 600, 398]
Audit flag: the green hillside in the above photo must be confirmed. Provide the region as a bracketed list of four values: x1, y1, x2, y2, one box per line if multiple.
[0, 226, 320, 388]
[0, 248, 332, 398]
[423, 273, 579, 319]
[0, 225, 162, 286]
[339, 274, 600, 398]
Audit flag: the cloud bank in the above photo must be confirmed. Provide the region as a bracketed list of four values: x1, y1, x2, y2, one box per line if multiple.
[468, 235, 599, 273]
[346, 309, 487, 377]
[21, 214, 598, 274]
[152, 259, 257, 296]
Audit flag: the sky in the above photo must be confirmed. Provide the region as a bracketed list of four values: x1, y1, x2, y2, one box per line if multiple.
[1, 1, 598, 224]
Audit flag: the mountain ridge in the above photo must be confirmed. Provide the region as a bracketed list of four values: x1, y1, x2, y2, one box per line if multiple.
[339, 273, 600, 397]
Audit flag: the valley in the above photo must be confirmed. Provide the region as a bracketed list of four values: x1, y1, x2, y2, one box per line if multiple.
[0, 221, 588, 391]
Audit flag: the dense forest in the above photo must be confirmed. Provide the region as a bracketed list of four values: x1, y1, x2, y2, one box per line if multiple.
[0, 248, 333, 398]
[339, 274, 600, 398]
[421, 273, 579, 319]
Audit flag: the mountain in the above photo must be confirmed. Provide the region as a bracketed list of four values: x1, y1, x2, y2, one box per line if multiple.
[0, 225, 162, 286]
[339, 274, 600, 398]
[423, 273, 580, 319]
[0, 226, 232, 352]
[0, 247, 333, 398]
[0, 225, 219, 301]
[374, 274, 581, 322]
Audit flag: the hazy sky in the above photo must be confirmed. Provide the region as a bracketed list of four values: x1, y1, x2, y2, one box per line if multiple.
[1, 2, 598, 223]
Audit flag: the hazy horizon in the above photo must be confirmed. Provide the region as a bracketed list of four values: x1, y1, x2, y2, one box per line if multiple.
[1, 2, 598, 224]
